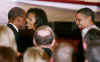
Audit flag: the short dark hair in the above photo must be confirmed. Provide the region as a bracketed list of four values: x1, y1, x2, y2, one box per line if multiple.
[34, 25, 55, 46]
[0, 46, 17, 62]
[77, 8, 95, 23]
[8, 7, 25, 22]
[26, 8, 48, 28]
[85, 29, 100, 62]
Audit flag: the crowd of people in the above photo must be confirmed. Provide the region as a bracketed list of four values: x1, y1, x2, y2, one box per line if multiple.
[0, 6, 99, 62]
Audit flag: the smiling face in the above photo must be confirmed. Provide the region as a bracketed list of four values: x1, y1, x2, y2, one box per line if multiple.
[75, 13, 91, 30]
[26, 13, 36, 29]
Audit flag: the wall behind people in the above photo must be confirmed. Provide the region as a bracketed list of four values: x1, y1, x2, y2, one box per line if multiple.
[0, 0, 100, 24]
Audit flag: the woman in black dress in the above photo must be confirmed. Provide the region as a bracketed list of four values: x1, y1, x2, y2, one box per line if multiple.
[19, 8, 49, 53]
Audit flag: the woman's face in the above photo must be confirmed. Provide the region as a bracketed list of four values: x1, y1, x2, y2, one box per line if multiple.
[26, 13, 36, 29]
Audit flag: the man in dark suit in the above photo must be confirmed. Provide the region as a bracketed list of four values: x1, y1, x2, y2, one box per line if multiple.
[7, 7, 26, 55]
[85, 29, 100, 62]
[75, 8, 99, 62]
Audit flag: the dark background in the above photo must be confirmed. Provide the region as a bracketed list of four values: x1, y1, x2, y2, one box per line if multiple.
[48, 22, 100, 39]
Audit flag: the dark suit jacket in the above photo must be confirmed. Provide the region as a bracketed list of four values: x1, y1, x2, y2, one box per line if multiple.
[7, 24, 22, 53]
[19, 29, 35, 53]
[85, 28, 100, 62]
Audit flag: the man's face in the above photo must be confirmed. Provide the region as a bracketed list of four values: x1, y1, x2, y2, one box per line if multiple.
[16, 16, 26, 29]
[75, 13, 90, 30]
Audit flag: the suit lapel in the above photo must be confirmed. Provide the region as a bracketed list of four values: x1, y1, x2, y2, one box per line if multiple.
[7, 24, 17, 33]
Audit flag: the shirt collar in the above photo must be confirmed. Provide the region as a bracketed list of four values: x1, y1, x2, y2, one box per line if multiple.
[82, 24, 99, 38]
[9, 23, 19, 32]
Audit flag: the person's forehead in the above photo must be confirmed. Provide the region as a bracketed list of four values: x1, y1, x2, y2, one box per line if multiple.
[17, 16, 26, 21]
[76, 13, 87, 17]
[28, 13, 35, 17]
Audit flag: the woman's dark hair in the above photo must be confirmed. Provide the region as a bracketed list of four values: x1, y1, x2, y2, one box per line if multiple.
[26, 8, 48, 28]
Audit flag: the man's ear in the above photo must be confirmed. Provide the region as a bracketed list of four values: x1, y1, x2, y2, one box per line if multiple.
[8, 18, 13, 23]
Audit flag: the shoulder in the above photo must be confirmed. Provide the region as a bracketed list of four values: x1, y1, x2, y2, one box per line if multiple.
[86, 28, 100, 37]
[85, 28, 100, 45]
[7, 24, 14, 29]
[85, 28, 100, 43]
